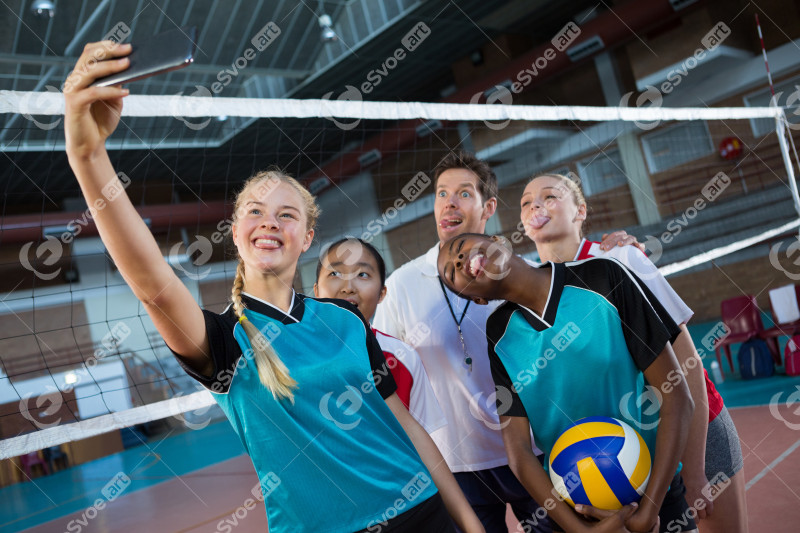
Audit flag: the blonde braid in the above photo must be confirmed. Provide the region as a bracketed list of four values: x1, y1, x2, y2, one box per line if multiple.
[231, 259, 298, 402]
[227, 169, 317, 402]
[231, 261, 247, 317]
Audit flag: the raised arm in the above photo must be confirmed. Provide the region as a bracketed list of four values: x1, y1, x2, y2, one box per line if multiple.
[64, 41, 210, 374]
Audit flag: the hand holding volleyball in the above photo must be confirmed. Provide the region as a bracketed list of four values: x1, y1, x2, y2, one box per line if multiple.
[549, 417, 651, 510]
[574, 504, 658, 533]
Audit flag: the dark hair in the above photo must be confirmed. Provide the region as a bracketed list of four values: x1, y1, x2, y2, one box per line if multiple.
[433, 150, 498, 204]
[316, 238, 387, 287]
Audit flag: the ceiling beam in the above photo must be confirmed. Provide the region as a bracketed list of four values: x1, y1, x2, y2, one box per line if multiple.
[303, 0, 708, 185]
[0, 0, 115, 144]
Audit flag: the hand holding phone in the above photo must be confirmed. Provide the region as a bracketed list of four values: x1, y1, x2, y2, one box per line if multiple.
[90, 26, 197, 87]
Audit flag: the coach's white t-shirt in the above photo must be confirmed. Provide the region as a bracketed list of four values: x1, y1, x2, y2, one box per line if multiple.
[374, 244, 539, 472]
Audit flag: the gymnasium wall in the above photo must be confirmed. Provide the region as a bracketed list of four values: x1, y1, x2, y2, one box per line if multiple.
[367, 0, 800, 326]
[669, 250, 792, 324]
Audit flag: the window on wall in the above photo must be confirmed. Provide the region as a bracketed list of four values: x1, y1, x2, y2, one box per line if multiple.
[576, 149, 627, 197]
[641, 121, 714, 174]
[745, 75, 800, 137]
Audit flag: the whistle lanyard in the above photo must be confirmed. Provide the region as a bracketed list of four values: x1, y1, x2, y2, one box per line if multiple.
[438, 277, 473, 372]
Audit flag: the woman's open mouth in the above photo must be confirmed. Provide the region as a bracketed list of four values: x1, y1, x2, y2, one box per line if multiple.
[468, 253, 486, 278]
[253, 237, 283, 250]
[527, 215, 550, 230]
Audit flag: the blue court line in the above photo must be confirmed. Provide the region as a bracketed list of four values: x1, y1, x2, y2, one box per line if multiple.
[0, 421, 245, 533]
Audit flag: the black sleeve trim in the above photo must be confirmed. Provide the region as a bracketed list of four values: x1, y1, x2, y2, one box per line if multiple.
[169, 309, 242, 394]
[367, 326, 397, 399]
[487, 307, 528, 418]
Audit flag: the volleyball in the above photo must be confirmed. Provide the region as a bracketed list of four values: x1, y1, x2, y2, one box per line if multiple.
[548, 416, 651, 511]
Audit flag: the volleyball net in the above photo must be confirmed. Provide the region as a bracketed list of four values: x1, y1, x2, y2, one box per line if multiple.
[1, 90, 798, 458]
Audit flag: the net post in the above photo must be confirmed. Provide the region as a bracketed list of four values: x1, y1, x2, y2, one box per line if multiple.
[775, 109, 800, 235]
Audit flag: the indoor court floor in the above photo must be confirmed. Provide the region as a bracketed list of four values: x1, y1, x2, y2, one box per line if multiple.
[3, 323, 800, 533]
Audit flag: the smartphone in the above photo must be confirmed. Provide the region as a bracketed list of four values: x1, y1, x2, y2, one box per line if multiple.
[90, 26, 197, 87]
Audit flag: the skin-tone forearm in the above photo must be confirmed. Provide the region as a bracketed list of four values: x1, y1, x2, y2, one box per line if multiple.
[67, 153, 211, 367]
[627, 344, 695, 532]
[67, 153, 181, 304]
[672, 325, 711, 517]
[504, 416, 588, 531]
[385, 395, 484, 533]
[64, 41, 209, 369]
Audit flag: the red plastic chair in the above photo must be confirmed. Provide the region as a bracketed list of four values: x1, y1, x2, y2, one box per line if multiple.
[760, 286, 800, 363]
[715, 295, 778, 376]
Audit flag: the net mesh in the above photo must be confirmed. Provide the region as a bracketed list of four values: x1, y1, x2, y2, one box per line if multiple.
[0, 91, 797, 457]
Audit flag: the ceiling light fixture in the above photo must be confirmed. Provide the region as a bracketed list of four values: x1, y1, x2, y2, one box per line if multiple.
[31, 0, 56, 18]
[319, 14, 337, 42]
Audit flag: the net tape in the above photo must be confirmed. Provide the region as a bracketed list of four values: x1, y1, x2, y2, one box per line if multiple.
[0, 92, 797, 457]
[1, 391, 214, 459]
[0, 90, 786, 122]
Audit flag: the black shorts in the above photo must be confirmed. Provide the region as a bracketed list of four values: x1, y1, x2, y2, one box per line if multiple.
[658, 473, 696, 533]
[355, 493, 455, 533]
[453, 462, 553, 533]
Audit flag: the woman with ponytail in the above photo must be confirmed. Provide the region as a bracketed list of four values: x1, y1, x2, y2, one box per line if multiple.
[519, 173, 746, 533]
[64, 41, 482, 533]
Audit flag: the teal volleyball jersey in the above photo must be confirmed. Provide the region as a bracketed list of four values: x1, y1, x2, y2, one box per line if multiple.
[486, 258, 681, 467]
[173, 292, 437, 532]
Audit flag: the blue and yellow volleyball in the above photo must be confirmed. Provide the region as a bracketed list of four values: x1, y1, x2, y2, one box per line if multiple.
[548, 416, 651, 510]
